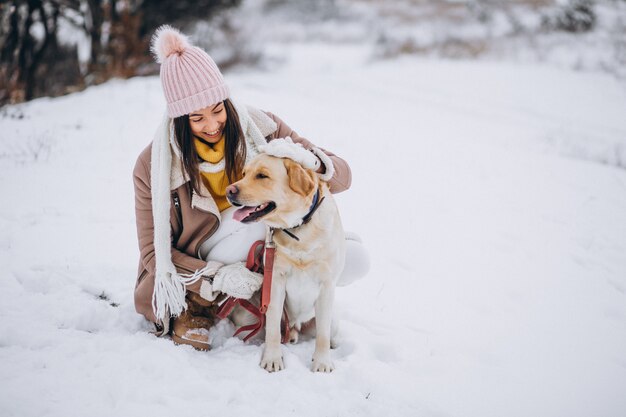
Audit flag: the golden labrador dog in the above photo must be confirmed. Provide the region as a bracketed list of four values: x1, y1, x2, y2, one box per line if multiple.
[226, 154, 346, 372]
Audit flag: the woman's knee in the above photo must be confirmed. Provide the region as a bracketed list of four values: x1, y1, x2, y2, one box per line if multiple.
[205, 221, 265, 264]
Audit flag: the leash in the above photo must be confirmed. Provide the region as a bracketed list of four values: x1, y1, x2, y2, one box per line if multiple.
[260, 228, 276, 314]
[216, 229, 289, 343]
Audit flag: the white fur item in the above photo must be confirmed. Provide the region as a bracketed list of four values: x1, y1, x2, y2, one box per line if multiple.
[260, 137, 321, 171]
[150, 25, 190, 64]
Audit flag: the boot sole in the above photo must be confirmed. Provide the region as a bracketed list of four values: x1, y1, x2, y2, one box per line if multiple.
[171, 332, 211, 351]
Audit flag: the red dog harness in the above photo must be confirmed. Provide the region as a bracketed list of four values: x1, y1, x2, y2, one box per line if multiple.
[216, 231, 289, 343]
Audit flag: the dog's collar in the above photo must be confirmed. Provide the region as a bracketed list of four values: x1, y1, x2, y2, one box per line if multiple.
[278, 188, 324, 242]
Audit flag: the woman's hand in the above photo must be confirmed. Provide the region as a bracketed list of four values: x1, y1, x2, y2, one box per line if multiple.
[200, 262, 263, 300]
[261, 137, 321, 171]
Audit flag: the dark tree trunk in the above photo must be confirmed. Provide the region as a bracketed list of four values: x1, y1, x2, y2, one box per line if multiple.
[1, 4, 20, 63]
[25, 1, 53, 100]
[86, 0, 104, 75]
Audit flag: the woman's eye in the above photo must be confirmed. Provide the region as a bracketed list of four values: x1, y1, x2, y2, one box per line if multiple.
[191, 118, 202, 123]
[256, 173, 268, 179]
[213, 108, 223, 115]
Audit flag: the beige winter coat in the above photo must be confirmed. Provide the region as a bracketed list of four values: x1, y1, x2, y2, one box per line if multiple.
[133, 111, 352, 325]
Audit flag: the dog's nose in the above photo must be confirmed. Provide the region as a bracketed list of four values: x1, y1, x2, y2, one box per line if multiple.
[226, 184, 238, 197]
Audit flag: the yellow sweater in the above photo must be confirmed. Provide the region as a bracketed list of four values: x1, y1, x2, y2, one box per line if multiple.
[194, 137, 232, 212]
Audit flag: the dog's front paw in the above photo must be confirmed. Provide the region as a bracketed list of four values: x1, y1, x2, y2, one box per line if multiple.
[260, 346, 284, 372]
[311, 351, 334, 373]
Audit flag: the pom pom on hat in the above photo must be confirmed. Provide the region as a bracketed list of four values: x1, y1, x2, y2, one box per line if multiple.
[151, 25, 191, 64]
[150, 25, 230, 118]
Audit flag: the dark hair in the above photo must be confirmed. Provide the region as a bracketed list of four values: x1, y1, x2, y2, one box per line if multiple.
[173, 98, 246, 196]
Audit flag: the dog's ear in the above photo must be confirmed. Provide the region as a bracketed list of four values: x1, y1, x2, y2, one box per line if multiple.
[284, 159, 315, 196]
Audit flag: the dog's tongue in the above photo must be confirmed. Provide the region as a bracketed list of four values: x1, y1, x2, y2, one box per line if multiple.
[232, 206, 256, 222]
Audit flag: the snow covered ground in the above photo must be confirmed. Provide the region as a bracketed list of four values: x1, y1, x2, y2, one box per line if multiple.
[1, 43, 626, 417]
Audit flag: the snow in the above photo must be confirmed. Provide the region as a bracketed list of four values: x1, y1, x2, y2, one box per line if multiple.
[1, 42, 626, 417]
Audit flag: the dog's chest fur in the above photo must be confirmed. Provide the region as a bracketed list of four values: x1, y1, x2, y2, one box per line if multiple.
[283, 264, 322, 326]
[274, 235, 326, 327]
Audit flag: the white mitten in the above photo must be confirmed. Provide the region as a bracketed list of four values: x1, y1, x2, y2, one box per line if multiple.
[260, 137, 321, 171]
[204, 262, 263, 300]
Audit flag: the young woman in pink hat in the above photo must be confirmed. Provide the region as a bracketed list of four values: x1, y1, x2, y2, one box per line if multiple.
[133, 25, 369, 350]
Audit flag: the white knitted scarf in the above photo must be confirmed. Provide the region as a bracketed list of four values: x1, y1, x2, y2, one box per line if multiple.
[150, 101, 277, 322]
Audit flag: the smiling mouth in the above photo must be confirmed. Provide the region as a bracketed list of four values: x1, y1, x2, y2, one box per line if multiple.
[203, 129, 221, 138]
[231, 201, 277, 223]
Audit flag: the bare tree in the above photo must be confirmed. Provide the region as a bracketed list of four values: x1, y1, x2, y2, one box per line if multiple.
[0, 0, 241, 106]
[1, 1, 65, 103]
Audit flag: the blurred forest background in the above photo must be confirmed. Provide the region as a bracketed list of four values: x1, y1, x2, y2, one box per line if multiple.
[1, 0, 624, 107]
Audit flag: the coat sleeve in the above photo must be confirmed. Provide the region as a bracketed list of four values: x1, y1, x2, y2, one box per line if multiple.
[264, 111, 352, 194]
[133, 151, 218, 322]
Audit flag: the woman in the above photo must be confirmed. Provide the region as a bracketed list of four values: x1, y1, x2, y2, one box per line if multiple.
[133, 25, 368, 350]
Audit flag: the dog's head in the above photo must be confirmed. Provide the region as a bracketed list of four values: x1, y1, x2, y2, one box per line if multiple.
[226, 154, 319, 228]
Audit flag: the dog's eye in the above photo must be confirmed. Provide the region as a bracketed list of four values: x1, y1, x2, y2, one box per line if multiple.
[256, 173, 269, 179]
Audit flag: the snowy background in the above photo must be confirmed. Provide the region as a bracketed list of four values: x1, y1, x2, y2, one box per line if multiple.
[1, 1, 626, 416]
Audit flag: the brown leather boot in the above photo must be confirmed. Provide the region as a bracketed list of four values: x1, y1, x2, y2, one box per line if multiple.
[171, 292, 217, 351]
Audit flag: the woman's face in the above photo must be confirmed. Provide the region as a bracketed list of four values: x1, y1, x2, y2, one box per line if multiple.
[189, 101, 227, 144]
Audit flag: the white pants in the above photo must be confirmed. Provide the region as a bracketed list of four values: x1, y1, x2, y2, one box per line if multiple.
[199, 206, 369, 286]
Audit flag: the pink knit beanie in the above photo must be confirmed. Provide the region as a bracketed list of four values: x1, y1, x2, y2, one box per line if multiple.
[151, 25, 230, 118]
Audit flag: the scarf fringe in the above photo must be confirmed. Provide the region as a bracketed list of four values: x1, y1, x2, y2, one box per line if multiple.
[151, 268, 201, 320]
[151, 262, 218, 320]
